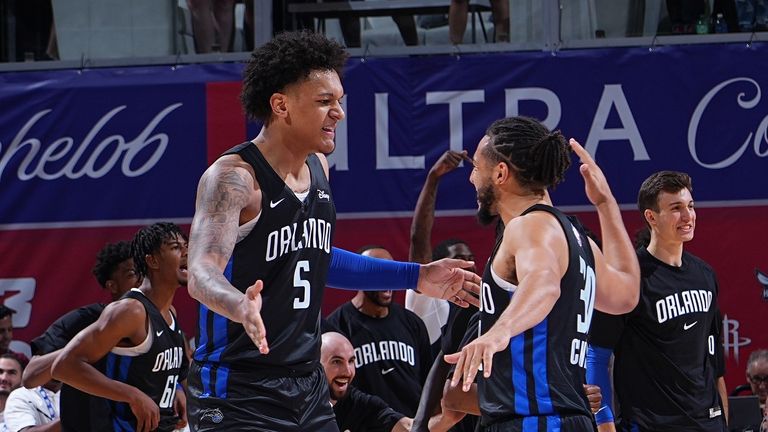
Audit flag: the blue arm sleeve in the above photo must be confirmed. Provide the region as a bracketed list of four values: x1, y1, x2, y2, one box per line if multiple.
[327, 247, 420, 291]
[586, 344, 615, 425]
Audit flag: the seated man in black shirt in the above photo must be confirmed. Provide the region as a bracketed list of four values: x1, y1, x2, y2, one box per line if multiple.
[321, 332, 411, 432]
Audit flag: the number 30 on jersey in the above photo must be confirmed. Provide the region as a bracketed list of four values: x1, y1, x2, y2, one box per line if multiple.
[570, 256, 596, 368]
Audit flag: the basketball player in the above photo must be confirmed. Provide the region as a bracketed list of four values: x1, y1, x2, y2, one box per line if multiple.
[587, 171, 728, 432]
[23, 240, 140, 432]
[186, 31, 480, 432]
[52, 223, 188, 432]
[445, 117, 641, 431]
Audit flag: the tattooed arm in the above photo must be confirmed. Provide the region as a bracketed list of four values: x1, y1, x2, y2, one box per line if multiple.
[188, 156, 271, 353]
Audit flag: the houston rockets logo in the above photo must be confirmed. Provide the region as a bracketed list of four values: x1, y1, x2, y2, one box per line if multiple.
[756, 268, 768, 301]
[722, 314, 751, 363]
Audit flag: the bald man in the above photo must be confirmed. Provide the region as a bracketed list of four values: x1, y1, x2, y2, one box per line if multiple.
[326, 246, 433, 417]
[321, 332, 411, 432]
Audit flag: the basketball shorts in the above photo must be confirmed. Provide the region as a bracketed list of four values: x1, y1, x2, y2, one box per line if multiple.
[482, 414, 595, 432]
[187, 360, 338, 432]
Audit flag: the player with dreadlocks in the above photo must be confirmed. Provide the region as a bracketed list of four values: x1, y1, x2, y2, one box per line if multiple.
[445, 116, 640, 431]
[53, 222, 189, 432]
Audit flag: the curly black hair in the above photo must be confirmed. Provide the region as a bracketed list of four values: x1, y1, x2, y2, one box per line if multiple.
[91, 241, 133, 289]
[483, 116, 572, 194]
[131, 222, 185, 278]
[240, 30, 348, 121]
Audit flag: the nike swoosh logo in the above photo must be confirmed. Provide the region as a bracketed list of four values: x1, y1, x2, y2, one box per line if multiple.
[269, 198, 285, 208]
[382, 367, 394, 375]
[156, 330, 164, 337]
[683, 321, 697, 330]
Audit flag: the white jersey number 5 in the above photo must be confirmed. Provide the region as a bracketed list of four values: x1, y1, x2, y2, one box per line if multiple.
[293, 260, 311, 309]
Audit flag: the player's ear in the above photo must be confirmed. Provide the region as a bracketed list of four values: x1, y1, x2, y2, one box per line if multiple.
[270, 92, 288, 118]
[495, 162, 508, 184]
[643, 209, 656, 226]
[145, 254, 160, 270]
[105, 280, 118, 296]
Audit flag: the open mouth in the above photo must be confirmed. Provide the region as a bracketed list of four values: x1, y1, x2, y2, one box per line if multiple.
[333, 378, 349, 389]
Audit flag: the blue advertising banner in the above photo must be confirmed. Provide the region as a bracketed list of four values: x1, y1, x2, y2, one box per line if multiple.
[1, 43, 766, 225]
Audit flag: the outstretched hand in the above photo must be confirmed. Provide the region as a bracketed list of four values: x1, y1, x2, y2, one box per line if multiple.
[417, 258, 480, 308]
[430, 150, 472, 178]
[570, 139, 615, 207]
[444, 325, 510, 391]
[239, 280, 268, 354]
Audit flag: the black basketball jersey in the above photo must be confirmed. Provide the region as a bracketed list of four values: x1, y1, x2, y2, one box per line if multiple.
[590, 248, 725, 432]
[106, 289, 187, 432]
[326, 302, 433, 417]
[478, 204, 596, 426]
[195, 143, 336, 376]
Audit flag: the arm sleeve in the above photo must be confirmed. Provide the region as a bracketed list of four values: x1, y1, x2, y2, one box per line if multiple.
[586, 344, 615, 425]
[327, 247, 420, 291]
[586, 310, 625, 425]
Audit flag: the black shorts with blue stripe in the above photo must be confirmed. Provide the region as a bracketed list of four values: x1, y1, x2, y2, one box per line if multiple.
[186, 360, 338, 432]
[482, 414, 595, 432]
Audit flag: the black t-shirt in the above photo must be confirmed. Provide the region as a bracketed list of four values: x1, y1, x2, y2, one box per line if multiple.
[589, 248, 726, 432]
[326, 302, 432, 417]
[30, 303, 113, 432]
[334, 386, 405, 432]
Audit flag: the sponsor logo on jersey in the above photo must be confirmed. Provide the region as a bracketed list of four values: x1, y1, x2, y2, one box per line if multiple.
[200, 408, 224, 424]
[269, 198, 285, 208]
[354, 341, 416, 368]
[655, 289, 713, 323]
[381, 367, 395, 375]
[265, 218, 332, 262]
[151, 346, 184, 372]
[317, 189, 330, 201]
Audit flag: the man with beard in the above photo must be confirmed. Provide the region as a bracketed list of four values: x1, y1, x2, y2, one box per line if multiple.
[0, 354, 23, 428]
[52, 223, 189, 432]
[446, 116, 641, 431]
[326, 246, 433, 418]
[321, 332, 412, 432]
